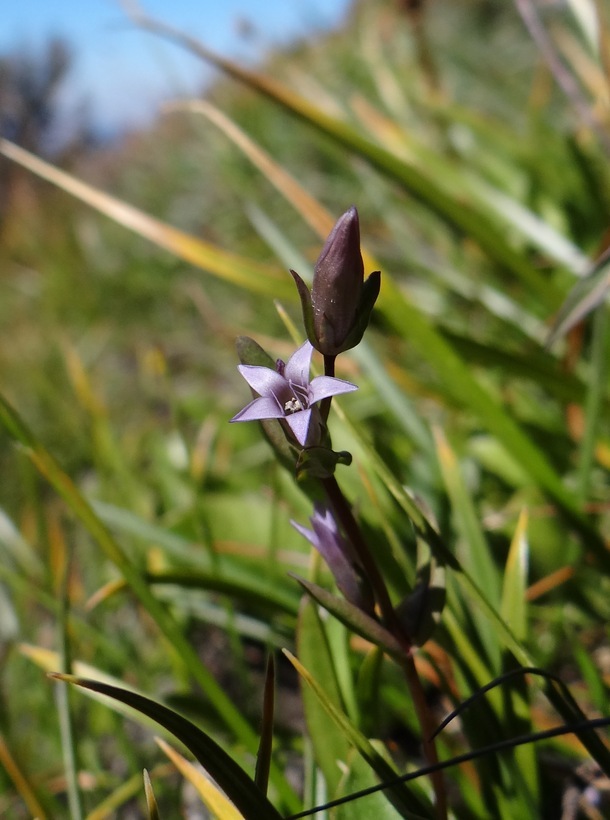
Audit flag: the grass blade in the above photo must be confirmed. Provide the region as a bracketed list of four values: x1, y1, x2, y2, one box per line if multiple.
[51, 675, 282, 820]
[0, 138, 290, 298]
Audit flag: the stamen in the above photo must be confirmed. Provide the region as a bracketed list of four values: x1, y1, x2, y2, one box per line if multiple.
[284, 397, 304, 413]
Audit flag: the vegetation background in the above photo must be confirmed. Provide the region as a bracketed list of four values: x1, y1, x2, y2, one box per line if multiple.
[1, 0, 610, 817]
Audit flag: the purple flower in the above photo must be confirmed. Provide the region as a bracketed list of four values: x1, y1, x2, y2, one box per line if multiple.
[230, 341, 357, 447]
[291, 505, 373, 613]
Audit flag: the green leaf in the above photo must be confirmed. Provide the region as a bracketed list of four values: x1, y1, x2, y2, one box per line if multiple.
[285, 648, 433, 818]
[395, 540, 446, 647]
[292, 575, 403, 661]
[297, 597, 351, 796]
[335, 746, 406, 820]
[500, 511, 529, 643]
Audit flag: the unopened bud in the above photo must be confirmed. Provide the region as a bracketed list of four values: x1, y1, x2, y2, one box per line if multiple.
[291, 207, 380, 357]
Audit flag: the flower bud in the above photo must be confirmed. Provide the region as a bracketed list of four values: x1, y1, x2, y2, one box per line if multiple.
[291, 207, 380, 357]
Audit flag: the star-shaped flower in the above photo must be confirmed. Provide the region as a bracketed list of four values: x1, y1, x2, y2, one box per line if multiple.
[230, 341, 357, 446]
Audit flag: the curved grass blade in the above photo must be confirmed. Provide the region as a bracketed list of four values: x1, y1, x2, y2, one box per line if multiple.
[168, 98, 332, 239]
[576, 304, 609, 501]
[434, 427, 500, 607]
[0, 138, 291, 299]
[297, 597, 351, 797]
[51, 674, 283, 820]
[431, 666, 596, 744]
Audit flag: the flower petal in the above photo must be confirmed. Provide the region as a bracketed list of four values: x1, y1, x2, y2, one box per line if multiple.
[285, 407, 312, 446]
[308, 375, 358, 405]
[284, 341, 314, 387]
[292, 508, 368, 611]
[237, 365, 289, 401]
[230, 397, 285, 423]
[290, 520, 316, 546]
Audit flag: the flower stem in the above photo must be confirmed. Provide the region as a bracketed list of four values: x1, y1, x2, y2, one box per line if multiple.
[403, 653, 448, 820]
[319, 354, 336, 423]
[320, 474, 447, 819]
[321, 474, 402, 638]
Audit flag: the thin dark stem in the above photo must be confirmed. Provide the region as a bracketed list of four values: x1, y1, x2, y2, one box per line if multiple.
[321, 474, 403, 640]
[403, 654, 447, 820]
[320, 475, 447, 818]
[319, 354, 336, 423]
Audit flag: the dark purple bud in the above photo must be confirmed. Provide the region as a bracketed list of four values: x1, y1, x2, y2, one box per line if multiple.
[312, 207, 364, 355]
[291, 207, 380, 357]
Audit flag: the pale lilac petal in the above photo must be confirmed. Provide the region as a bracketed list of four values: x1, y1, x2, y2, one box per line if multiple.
[237, 365, 289, 400]
[312, 506, 359, 565]
[290, 520, 315, 545]
[230, 397, 285, 423]
[285, 407, 312, 446]
[292, 508, 366, 610]
[311, 506, 338, 538]
[308, 375, 358, 405]
[284, 341, 314, 387]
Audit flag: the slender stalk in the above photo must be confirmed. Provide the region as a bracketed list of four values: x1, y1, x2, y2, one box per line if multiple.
[320, 474, 447, 818]
[321, 475, 403, 640]
[319, 354, 336, 423]
[403, 654, 447, 820]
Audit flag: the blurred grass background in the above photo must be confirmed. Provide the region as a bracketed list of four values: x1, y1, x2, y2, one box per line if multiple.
[2, 0, 610, 816]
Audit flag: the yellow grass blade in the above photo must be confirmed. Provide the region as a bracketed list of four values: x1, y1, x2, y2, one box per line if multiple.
[156, 738, 244, 819]
[0, 138, 288, 298]
[166, 100, 378, 275]
[0, 735, 48, 819]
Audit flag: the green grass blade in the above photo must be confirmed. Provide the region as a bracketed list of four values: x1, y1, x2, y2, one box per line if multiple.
[52, 675, 283, 820]
[500, 511, 529, 643]
[285, 647, 433, 819]
[297, 598, 352, 797]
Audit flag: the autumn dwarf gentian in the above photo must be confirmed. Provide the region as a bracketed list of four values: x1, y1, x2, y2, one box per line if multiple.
[230, 341, 357, 447]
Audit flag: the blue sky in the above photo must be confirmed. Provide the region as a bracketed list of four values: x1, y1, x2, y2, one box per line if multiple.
[2, 1, 352, 135]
